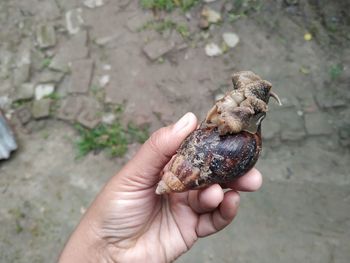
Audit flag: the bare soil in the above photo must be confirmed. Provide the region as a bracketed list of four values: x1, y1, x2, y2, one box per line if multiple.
[0, 0, 349, 262]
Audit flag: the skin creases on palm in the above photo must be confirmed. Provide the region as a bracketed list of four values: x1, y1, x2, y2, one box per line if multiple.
[100, 190, 198, 262]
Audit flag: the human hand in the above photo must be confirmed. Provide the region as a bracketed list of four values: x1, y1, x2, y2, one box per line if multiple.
[59, 113, 262, 263]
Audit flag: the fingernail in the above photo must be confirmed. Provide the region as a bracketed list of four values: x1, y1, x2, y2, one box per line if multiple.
[173, 113, 191, 133]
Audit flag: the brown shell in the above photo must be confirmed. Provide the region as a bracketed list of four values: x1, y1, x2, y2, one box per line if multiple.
[156, 126, 261, 194]
[155, 71, 280, 194]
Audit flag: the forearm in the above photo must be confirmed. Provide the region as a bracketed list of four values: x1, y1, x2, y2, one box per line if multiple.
[58, 216, 104, 262]
[58, 190, 114, 263]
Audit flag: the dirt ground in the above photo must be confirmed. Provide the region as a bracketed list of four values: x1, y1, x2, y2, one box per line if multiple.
[0, 0, 349, 262]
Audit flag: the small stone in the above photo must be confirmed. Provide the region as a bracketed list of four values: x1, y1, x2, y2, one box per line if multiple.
[37, 71, 64, 83]
[77, 109, 101, 129]
[35, 84, 55, 100]
[76, 98, 101, 129]
[66, 9, 84, 35]
[83, 0, 104, 8]
[222, 32, 240, 48]
[32, 99, 51, 119]
[36, 24, 56, 48]
[57, 96, 84, 121]
[99, 75, 110, 88]
[14, 83, 34, 101]
[143, 40, 174, 60]
[13, 64, 30, 88]
[205, 43, 222, 57]
[49, 31, 88, 72]
[31, 49, 47, 71]
[201, 6, 221, 24]
[199, 18, 210, 29]
[95, 33, 121, 46]
[304, 112, 333, 135]
[69, 59, 94, 94]
[297, 110, 304, 116]
[15, 106, 32, 124]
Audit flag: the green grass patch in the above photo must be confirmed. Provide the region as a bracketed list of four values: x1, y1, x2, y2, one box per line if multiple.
[44, 92, 61, 101]
[176, 24, 190, 38]
[127, 123, 150, 143]
[329, 64, 343, 81]
[12, 99, 32, 109]
[8, 208, 26, 234]
[140, 19, 190, 38]
[75, 120, 149, 158]
[140, 0, 198, 12]
[42, 58, 52, 68]
[228, 0, 262, 22]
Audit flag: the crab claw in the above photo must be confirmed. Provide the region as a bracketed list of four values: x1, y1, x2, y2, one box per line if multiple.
[269, 91, 282, 106]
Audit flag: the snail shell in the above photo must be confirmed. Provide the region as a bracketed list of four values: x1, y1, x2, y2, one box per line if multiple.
[156, 125, 262, 194]
[155, 71, 280, 194]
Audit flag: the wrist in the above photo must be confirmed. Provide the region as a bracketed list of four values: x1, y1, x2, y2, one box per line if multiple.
[58, 200, 114, 263]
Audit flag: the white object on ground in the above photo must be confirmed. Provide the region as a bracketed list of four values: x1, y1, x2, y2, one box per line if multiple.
[223, 32, 240, 48]
[35, 84, 55, 100]
[66, 9, 84, 35]
[205, 43, 222, 57]
[201, 7, 221, 24]
[83, 0, 104, 8]
[0, 113, 17, 160]
[99, 75, 110, 88]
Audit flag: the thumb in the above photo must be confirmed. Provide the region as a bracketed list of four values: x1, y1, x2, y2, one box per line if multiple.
[119, 112, 198, 189]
